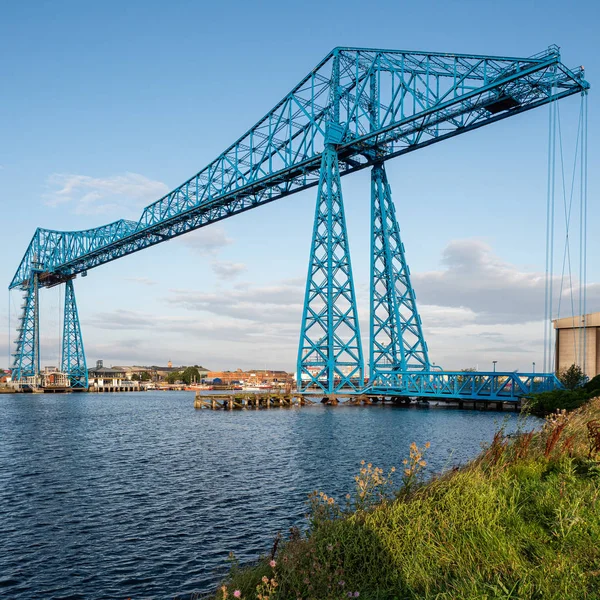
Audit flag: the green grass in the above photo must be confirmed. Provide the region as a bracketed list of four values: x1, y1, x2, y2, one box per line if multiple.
[213, 399, 600, 600]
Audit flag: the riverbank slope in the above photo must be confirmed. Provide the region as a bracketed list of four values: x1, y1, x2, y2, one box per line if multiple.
[215, 399, 600, 599]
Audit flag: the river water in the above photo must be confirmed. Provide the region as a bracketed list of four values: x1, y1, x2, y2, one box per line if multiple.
[0, 391, 534, 599]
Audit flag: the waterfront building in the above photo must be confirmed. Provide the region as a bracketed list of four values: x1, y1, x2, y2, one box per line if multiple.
[554, 312, 600, 378]
[206, 369, 294, 386]
[88, 360, 140, 391]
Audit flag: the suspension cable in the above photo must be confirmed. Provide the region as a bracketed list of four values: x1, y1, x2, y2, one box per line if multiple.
[544, 100, 557, 374]
[7, 290, 10, 371]
[581, 92, 588, 374]
[555, 100, 582, 363]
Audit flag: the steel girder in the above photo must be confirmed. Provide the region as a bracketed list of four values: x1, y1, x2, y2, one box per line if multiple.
[61, 280, 88, 389]
[297, 145, 364, 393]
[10, 46, 589, 290]
[367, 371, 562, 401]
[12, 273, 40, 382]
[370, 163, 429, 376]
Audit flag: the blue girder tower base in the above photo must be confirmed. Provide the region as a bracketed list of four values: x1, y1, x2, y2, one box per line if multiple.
[12, 273, 40, 385]
[370, 162, 429, 379]
[61, 279, 88, 389]
[297, 145, 364, 393]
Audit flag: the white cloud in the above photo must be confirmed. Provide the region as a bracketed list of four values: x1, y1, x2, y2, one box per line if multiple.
[412, 239, 597, 325]
[73, 240, 598, 373]
[181, 227, 233, 255]
[211, 260, 247, 279]
[167, 282, 303, 323]
[45, 172, 169, 216]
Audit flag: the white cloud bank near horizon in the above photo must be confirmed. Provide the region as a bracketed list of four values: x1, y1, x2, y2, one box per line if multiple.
[3, 239, 597, 372]
[76, 239, 598, 372]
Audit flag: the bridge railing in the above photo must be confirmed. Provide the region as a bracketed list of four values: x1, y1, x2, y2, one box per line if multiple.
[367, 370, 562, 401]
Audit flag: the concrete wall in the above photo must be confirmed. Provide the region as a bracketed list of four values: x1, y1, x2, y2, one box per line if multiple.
[555, 314, 599, 378]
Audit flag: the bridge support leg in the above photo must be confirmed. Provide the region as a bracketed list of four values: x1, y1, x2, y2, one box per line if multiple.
[12, 272, 40, 386]
[61, 279, 88, 389]
[369, 162, 429, 383]
[297, 145, 364, 393]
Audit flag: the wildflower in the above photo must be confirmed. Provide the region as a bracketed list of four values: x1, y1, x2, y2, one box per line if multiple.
[339, 580, 346, 586]
[233, 591, 241, 599]
[262, 576, 269, 584]
[354, 592, 360, 597]
[425, 441, 431, 449]
[390, 466, 396, 472]
[269, 559, 276, 568]
[221, 585, 229, 599]
[327, 544, 333, 551]
[360, 460, 365, 465]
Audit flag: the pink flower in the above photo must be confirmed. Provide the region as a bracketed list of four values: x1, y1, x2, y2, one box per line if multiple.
[233, 591, 241, 599]
[269, 559, 276, 568]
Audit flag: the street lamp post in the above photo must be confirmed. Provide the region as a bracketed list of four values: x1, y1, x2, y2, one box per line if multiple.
[492, 360, 497, 373]
[532, 362, 536, 375]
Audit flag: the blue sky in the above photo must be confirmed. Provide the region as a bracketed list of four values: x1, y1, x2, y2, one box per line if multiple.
[1, 0, 598, 373]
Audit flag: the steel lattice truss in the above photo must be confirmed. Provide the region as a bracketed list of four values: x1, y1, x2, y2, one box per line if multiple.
[367, 370, 560, 401]
[370, 163, 429, 374]
[61, 280, 88, 388]
[12, 274, 40, 380]
[297, 146, 364, 392]
[8, 45, 589, 395]
[10, 45, 588, 290]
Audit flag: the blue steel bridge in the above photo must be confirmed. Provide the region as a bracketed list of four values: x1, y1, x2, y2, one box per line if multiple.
[9, 45, 589, 401]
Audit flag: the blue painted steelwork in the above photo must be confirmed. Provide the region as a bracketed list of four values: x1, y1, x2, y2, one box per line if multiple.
[12, 272, 40, 383]
[7, 46, 589, 392]
[61, 280, 88, 389]
[367, 371, 562, 401]
[297, 145, 364, 393]
[10, 47, 588, 291]
[370, 162, 429, 376]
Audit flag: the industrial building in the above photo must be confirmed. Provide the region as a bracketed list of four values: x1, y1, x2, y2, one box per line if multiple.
[554, 312, 600, 379]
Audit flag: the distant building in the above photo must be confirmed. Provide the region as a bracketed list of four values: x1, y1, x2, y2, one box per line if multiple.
[554, 312, 600, 378]
[88, 361, 139, 390]
[107, 363, 210, 382]
[206, 369, 294, 386]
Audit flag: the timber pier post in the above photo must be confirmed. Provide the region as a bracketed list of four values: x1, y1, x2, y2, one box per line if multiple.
[194, 391, 311, 410]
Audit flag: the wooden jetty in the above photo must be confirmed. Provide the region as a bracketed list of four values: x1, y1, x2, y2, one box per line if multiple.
[194, 391, 520, 411]
[194, 391, 314, 410]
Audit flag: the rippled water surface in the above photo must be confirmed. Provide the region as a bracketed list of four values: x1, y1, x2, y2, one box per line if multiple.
[0, 392, 533, 599]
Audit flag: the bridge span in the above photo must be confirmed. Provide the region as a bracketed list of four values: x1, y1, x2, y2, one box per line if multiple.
[9, 45, 589, 399]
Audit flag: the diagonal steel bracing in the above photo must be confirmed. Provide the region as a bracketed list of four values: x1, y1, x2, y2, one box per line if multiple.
[297, 145, 364, 393]
[10, 47, 588, 291]
[370, 163, 429, 377]
[12, 273, 40, 383]
[61, 280, 88, 389]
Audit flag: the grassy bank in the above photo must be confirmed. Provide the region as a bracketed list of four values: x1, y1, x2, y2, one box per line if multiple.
[214, 400, 600, 600]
